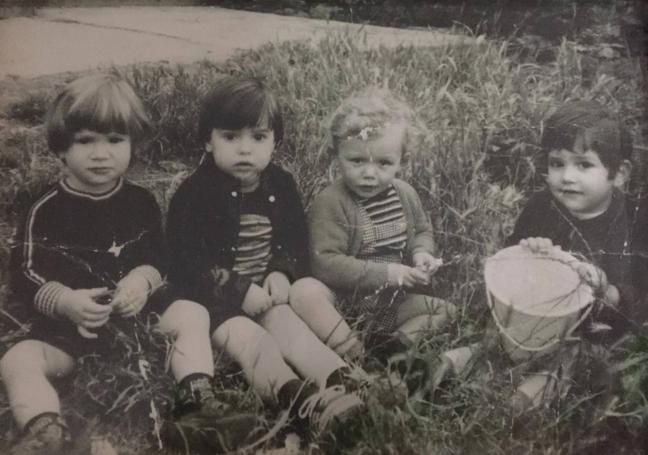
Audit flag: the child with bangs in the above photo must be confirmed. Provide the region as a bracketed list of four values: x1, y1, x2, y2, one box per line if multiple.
[438, 100, 647, 417]
[504, 100, 645, 412]
[1, 73, 259, 455]
[166, 76, 364, 440]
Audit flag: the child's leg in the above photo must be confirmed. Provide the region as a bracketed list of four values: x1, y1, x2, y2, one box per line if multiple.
[0, 340, 75, 429]
[396, 295, 456, 345]
[510, 371, 556, 416]
[157, 299, 213, 381]
[158, 303, 261, 453]
[258, 303, 348, 388]
[289, 277, 362, 358]
[212, 316, 298, 399]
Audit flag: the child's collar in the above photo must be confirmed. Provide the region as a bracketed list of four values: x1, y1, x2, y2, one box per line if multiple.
[59, 178, 123, 200]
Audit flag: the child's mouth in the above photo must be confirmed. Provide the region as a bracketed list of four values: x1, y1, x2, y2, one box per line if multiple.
[88, 167, 112, 175]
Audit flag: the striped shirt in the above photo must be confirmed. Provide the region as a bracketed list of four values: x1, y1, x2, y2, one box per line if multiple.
[232, 213, 273, 284]
[357, 186, 407, 264]
[231, 188, 274, 284]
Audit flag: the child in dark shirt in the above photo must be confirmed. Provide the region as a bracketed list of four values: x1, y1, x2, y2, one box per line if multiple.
[441, 101, 642, 413]
[505, 100, 641, 410]
[166, 76, 363, 439]
[1, 74, 258, 455]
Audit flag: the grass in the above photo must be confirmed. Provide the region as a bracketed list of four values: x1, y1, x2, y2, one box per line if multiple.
[0, 26, 647, 454]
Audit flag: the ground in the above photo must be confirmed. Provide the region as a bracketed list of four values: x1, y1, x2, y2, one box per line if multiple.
[0, 1, 647, 454]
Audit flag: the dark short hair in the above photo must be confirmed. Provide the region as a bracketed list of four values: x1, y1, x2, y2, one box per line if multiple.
[198, 76, 283, 146]
[46, 73, 150, 155]
[541, 100, 632, 176]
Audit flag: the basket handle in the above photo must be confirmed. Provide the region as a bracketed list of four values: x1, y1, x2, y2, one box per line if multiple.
[486, 289, 593, 353]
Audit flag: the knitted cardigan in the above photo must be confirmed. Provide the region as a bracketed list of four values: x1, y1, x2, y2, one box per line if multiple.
[308, 178, 435, 293]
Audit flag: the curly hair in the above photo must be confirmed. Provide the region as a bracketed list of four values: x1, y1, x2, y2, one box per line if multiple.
[328, 88, 423, 162]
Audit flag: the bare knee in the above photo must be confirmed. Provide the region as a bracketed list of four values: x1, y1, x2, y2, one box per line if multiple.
[212, 316, 268, 353]
[289, 277, 332, 313]
[0, 340, 71, 381]
[158, 299, 210, 338]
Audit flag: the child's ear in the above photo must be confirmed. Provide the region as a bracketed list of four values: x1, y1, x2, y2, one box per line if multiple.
[205, 142, 212, 153]
[613, 160, 632, 188]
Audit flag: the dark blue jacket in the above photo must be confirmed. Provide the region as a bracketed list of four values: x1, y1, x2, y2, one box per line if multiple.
[166, 155, 309, 314]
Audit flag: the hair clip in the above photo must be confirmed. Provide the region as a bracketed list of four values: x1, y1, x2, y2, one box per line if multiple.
[347, 125, 379, 141]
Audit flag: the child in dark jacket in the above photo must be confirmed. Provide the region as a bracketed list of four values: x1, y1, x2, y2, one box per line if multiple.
[166, 76, 363, 438]
[1, 74, 259, 455]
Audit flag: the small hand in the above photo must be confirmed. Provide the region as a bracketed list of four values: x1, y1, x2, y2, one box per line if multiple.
[574, 262, 618, 305]
[519, 237, 559, 255]
[56, 287, 113, 339]
[413, 252, 443, 275]
[241, 283, 273, 317]
[387, 264, 430, 289]
[112, 272, 150, 318]
[263, 271, 290, 306]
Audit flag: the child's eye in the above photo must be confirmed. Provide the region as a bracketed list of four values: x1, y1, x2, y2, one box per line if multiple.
[349, 158, 364, 164]
[577, 161, 593, 169]
[222, 132, 237, 141]
[253, 133, 268, 141]
[108, 135, 126, 144]
[548, 159, 563, 168]
[75, 135, 95, 145]
[378, 160, 393, 167]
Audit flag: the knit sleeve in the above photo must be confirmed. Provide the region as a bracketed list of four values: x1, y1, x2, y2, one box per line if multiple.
[398, 181, 435, 257]
[309, 186, 388, 292]
[11, 189, 71, 318]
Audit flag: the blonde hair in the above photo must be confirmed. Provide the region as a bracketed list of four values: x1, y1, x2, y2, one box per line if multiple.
[328, 88, 422, 160]
[46, 73, 150, 154]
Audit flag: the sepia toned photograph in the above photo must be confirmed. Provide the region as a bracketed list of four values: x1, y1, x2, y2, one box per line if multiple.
[0, 0, 647, 453]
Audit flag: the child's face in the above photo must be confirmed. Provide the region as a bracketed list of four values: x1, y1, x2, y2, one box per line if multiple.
[62, 129, 131, 194]
[337, 124, 403, 199]
[546, 137, 617, 219]
[206, 126, 274, 192]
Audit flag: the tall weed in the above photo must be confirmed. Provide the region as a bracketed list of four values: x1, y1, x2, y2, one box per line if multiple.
[1, 31, 645, 453]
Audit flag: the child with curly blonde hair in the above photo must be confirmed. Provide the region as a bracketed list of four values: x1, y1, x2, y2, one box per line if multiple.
[290, 88, 456, 364]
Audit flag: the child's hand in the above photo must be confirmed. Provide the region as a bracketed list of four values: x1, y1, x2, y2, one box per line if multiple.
[57, 287, 113, 336]
[519, 237, 559, 255]
[263, 271, 291, 306]
[413, 252, 443, 275]
[575, 262, 620, 306]
[241, 283, 273, 316]
[112, 273, 151, 318]
[388, 264, 430, 289]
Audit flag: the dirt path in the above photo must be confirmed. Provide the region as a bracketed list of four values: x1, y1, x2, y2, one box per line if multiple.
[0, 6, 466, 80]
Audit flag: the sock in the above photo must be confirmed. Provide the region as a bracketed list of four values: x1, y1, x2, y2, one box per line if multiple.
[325, 366, 351, 388]
[22, 412, 67, 434]
[20, 412, 71, 448]
[277, 379, 318, 436]
[174, 373, 218, 417]
[370, 335, 410, 364]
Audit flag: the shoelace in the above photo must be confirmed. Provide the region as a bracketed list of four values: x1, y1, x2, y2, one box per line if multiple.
[297, 384, 347, 429]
